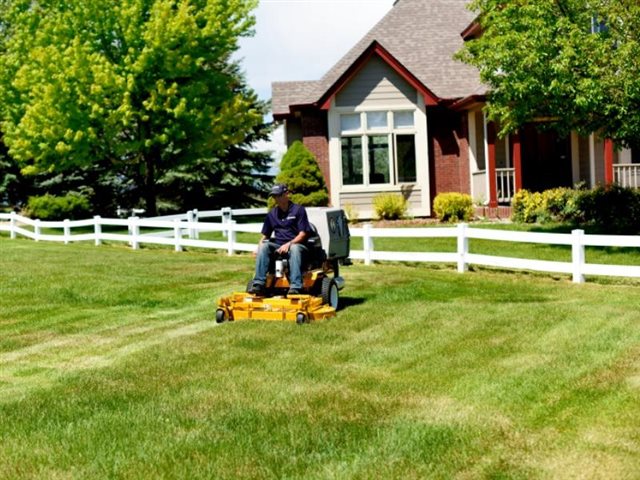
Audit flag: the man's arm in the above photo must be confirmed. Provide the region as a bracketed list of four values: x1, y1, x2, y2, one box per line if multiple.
[252, 234, 269, 257]
[276, 230, 307, 254]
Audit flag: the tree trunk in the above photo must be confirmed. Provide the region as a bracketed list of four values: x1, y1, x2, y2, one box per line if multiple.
[143, 152, 158, 217]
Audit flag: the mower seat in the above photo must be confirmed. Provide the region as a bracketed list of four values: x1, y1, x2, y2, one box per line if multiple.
[305, 223, 327, 270]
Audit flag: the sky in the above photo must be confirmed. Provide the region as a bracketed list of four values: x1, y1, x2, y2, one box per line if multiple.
[236, 0, 396, 162]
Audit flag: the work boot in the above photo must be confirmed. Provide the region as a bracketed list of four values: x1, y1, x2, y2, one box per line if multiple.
[248, 283, 265, 296]
[288, 288, 301, 295]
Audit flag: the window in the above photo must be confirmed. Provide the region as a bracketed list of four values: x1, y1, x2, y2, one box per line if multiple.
[394, 111, 414, 129]
[368, 136, 390, 184]
[339, 110, 417, 187]
[591, 15, 608, 34]
[367, 111, 387, 129]
[341, 137, 363, 185]
[340, 114, 360, 132]
[396, 134, 416, 182]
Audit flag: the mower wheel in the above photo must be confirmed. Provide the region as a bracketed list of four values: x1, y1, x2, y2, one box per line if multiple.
[320, 277, 339, 310]
[215, 309, 227, 323]
[296, 312, 307, 325]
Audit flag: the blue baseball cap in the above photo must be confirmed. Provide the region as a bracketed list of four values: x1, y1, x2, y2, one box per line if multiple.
[270, 184, 288, 196]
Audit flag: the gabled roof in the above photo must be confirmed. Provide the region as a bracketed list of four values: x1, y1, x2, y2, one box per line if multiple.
[272, 0, 485, 117]
[317, 41, 440, 110]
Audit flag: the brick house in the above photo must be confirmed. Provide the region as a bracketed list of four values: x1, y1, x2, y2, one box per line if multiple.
[271, 0, 639, 218]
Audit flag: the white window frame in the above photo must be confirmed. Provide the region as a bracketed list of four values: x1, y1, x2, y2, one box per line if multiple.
[337, 108, 418, 188]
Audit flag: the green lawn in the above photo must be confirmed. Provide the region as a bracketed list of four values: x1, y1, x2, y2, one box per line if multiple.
[1, 237, 640, 479]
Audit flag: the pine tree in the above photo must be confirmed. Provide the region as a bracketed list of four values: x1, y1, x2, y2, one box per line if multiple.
[275, 141, 328, 206]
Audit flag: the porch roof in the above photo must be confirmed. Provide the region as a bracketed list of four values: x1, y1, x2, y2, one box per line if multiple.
[272, 0, 487, 117]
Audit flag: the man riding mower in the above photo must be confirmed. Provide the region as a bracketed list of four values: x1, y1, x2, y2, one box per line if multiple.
[216, 184, 351, 324]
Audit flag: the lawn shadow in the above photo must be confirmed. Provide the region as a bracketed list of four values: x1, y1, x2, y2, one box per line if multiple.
[338, 296, 366, 311]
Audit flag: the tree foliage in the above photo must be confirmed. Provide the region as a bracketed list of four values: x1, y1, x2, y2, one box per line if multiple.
[458, 0, 640, 147]
[158, 99, 275, 210]
[0, 0, 263, 215]
[274, 141, 328, 207]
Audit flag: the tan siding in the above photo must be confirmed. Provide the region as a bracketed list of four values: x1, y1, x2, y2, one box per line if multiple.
[335, 56, 415, 108]
[340, 188, 422, 210]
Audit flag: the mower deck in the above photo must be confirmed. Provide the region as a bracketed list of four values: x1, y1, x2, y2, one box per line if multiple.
[216, 292, 336, 324]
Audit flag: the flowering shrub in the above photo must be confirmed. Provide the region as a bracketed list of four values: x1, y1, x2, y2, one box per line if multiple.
[373, 193, 408, 220]
[433, 192, 474, 223]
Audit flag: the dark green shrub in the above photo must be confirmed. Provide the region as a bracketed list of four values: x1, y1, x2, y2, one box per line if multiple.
[573, 185, 640, 234]
[24, 192, 91, 220]
[433, 192, 474, 223]
[512, 185, 640, 234]
[272, 141, 329, 207]
[373, 193, 408, 220]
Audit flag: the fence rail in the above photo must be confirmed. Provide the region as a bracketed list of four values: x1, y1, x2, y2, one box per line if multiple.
[2, 210, 640, 283]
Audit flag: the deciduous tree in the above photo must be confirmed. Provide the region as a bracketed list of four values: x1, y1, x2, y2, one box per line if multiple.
[458, 0, 640, 147]
[0, 0, 263, 215]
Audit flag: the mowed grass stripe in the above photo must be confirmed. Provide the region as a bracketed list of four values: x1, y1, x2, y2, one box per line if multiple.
[1, 237, 640, 478]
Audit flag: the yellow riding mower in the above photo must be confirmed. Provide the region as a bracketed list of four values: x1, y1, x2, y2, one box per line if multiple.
[216, 208, 351, 324]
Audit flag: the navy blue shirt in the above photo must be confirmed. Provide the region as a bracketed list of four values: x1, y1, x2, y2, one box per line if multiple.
[261, 202, 311, 246]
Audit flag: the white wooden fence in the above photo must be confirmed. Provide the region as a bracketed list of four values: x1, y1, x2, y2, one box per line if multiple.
[2, 209, 640, 284]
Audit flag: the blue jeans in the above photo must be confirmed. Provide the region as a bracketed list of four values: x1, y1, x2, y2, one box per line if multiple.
[254, 240, 308, 290]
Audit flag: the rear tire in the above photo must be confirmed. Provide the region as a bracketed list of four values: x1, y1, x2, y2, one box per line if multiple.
[320, 277, 339, 310]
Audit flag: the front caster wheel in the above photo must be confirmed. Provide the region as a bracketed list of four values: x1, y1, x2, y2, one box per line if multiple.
[215, 309, 227, 323]
[296, 312, 307, 325]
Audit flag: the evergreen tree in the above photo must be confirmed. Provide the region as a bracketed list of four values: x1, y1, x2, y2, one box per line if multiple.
[158, 99, 275, 210]
[275, 141, 328, 206]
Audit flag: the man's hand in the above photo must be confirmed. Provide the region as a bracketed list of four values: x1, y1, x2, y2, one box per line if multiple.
[276, 242, 291, 255]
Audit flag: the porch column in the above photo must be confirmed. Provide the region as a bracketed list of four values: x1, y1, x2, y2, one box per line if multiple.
[487, 121, 498, 208]
[604, 138, 614, 185]
[512, 131, 523, 191]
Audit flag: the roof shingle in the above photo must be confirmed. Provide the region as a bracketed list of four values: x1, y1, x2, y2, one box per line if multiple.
[272, 0, 485, 116]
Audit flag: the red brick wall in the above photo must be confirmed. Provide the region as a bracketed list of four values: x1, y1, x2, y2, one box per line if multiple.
[427, 107, 470, 206]
[299, 109, 331, 198]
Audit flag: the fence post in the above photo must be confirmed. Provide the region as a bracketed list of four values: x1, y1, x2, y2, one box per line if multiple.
[63, 219, 71, 245]
[227, 220, 236, 256]
[35, 219, 41, 241]
[187, 210, 197, 239]
[363, 223, 373, 266]
[192, 209, 199, 240]
[457, 223, 469, 273]
[572, 229, 585, 283]
[221, 207, 232, 238]
[94, 216, 102, 246]
[129, 216, 140, 250]
[173, 219, 183, 252]
[10, 211, 16, 239]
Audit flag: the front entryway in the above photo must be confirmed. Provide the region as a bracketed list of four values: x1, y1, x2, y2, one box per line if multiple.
[521, 125, 572, 192]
